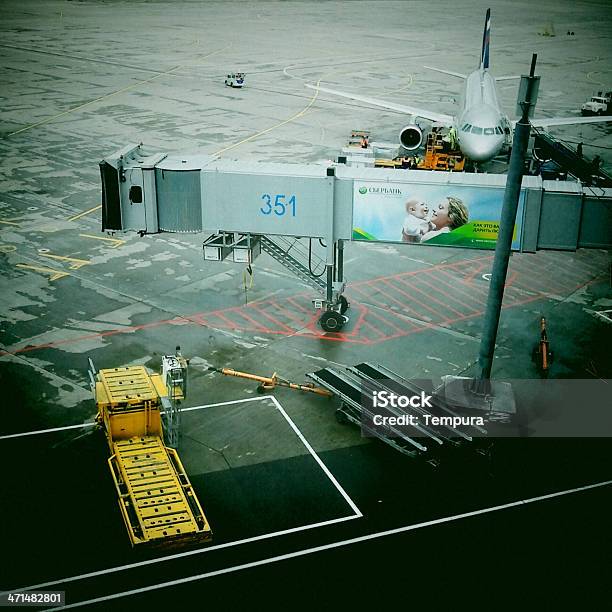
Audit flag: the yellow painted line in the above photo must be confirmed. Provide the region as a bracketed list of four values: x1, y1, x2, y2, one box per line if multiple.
[8, 66, 182, 137]
[212, 77, 324, 156]
[380, 73, 414, 96]
[0, 245, 17, 253]
[79, 233, 125, 248]
[16, 264, 70, 282]
[39, 252, 90, 269]
[394, 73, 414, 94]
[0, 219, 20, 226]
[68, 204, 102, 222]
[176, 43, 232, 67]
[8, 44, 232, 137]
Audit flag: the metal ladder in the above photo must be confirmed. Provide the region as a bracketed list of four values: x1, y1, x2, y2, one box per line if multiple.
[164, 367, 184, 449]
[260, 236, 328, 293]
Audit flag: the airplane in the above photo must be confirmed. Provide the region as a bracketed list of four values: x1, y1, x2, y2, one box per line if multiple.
[305, 8, 612, 163]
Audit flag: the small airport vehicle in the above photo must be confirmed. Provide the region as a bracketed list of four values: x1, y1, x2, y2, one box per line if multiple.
[225, 73, 245, 88]
[581, 91, 611, 116]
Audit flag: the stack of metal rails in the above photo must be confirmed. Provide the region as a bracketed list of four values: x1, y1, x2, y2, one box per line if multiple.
[308, 362, 491, 461]
[532, 131, 612, 186]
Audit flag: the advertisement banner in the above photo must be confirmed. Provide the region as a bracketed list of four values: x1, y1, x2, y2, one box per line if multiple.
[352, 181, 525, 250]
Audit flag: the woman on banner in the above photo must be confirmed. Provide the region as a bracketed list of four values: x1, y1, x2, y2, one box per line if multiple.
[421, 196, 469, 242]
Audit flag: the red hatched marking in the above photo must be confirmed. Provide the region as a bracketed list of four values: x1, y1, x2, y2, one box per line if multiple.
[286, 296, 315, 315]
[394, 275, 458, 320]
[378, 278, 441, 321]
[230, 308, 277, 332]
[352, 281, 435, 322]
[200, 310, 244, 330]
[250, 302, 296, 333]
[366, 307, 416, 337]
[266, 300, 314, 330]
[3, 254, 605, 356]
[413, 275, 478, 317]
[432, 269, 488, 308]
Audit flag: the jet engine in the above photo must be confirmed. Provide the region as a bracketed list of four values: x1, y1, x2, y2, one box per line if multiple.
[398, 124, 423, 150]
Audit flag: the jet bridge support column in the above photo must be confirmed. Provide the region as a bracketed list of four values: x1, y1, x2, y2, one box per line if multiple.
[336, 240, 344, 283]
[317, 167, 349, 332]
[476, 54, 540, 389]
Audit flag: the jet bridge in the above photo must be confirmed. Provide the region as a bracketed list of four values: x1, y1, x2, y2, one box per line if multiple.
[100, 143, 612, 331]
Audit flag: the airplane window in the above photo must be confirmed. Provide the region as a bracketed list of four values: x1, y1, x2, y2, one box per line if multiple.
[471, 126, 483, 134]
[484, 128, 495, 135]
[495, 127, 503, 134]
[462, 123, 471, 130]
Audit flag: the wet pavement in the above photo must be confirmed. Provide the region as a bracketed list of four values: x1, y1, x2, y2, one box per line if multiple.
[1, 1, 611, 608]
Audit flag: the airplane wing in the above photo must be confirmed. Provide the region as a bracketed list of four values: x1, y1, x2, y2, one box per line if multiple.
[424, 64, 519, 82]
[305, 83, 454, 126]
[423, 65, 467, 79]
[523, 115, 612, 128]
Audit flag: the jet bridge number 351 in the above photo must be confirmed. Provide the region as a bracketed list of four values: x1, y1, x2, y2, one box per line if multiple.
[260, 193, 297, 217]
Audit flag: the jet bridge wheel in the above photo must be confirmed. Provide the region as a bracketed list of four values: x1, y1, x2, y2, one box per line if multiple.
[320, 310, 344, 332]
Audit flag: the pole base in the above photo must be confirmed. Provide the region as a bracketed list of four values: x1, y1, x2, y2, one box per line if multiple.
[439, 376, 516, 419]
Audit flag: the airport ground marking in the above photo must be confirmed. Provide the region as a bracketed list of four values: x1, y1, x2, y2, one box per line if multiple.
[0, 398, 271, 440]
[2, 255, 604, 354]
[212, 77, 323, 156]
[78, 233, 125, 248]
[3, 396, 362, 597]
[38, 252, 90, 270]
[38, 478, 612, 610]
[8, 42, 231, 138]
[67, 205, 102, 222]
[8, 67, 182, 137]
[15, 264, 70, 282]
[270, 396, 362, 517]
[0, 218, 20, 226]
[0, 422, 96, 441]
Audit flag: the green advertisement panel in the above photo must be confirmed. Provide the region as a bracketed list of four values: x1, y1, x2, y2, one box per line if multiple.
[352, 181, 525, 250]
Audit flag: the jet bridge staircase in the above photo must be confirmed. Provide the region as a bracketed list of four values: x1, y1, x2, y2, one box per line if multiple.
[203, 231, 349, 331]
[260, 236, 349, 330]
[260, 236, 328, 293]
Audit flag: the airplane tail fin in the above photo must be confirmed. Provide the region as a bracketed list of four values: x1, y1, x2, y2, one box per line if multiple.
[480, 8, 491, 70]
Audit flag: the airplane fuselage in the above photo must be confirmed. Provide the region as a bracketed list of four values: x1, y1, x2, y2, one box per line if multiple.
[455, 69, 508, 162]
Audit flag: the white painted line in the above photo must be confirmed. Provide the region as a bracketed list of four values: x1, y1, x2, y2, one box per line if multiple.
[5, 395, 361, 595]
[0, 422, 96, 440]
[12, 514, 360, 598]
[183, 396, 362, 516]
[45, 479, 612, 610]
[0, 396, 270, 440]
[270, 396, 362, 517]
[181, 396, 273, 411]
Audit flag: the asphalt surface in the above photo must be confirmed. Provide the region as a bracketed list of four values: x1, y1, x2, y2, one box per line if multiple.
[1, 1, 611, 609]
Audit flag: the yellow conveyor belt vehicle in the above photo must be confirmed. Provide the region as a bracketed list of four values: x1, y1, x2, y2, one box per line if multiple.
[89, 352, 212, 548]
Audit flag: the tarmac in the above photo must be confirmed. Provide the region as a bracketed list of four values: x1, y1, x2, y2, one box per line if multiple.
[1, 1, 611, 609]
